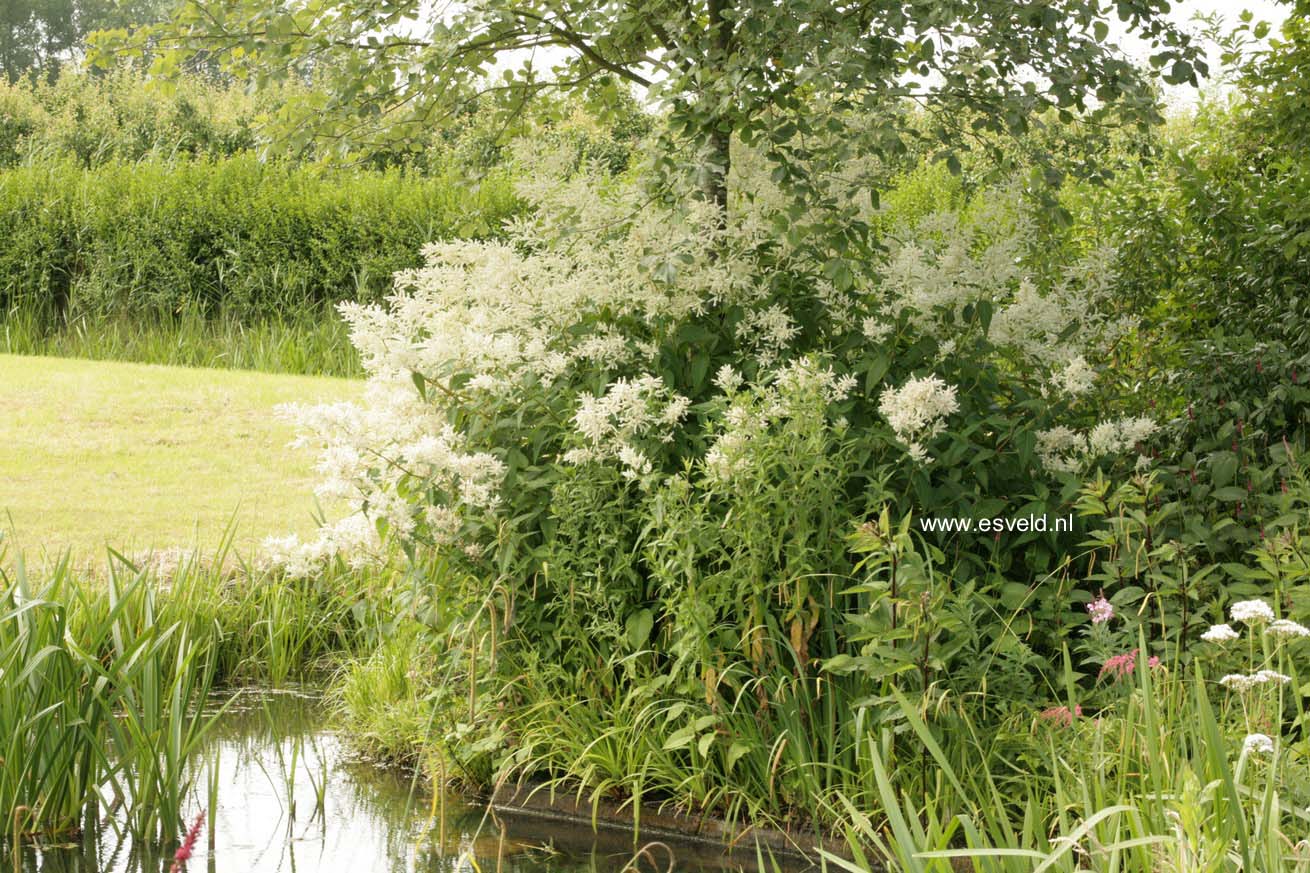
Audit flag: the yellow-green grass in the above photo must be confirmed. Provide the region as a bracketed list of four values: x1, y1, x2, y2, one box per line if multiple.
[0, 354, 361, 559]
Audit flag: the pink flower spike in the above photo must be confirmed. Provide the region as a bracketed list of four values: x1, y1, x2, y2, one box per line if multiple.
[1038, 704, 1083, 727]
[1087, 595, 1114, 625]
[170, 812, 206, 873]
[1098, 648, 1138, 683]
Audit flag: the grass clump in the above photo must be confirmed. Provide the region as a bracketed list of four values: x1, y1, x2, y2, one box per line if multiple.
[0, 307, 363, 377]
[1, 557, 222, 841]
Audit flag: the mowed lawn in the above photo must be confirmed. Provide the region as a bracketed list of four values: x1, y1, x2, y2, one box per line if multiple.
[0, 354, 361, 558]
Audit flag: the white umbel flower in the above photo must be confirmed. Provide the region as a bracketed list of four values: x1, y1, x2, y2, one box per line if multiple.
[1219, 670, 1291, 692]
[1230, 600, 1276, 624]
[1200, 623, 1240, 643]
[1267, 619, 1310, 639]
[1242, 733, 1275, 755]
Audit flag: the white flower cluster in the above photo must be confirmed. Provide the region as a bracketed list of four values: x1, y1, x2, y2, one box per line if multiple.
[870, 193, 1130, 388]
[1049, 355, 1097, 398]
[737, 304, 801, 366]
[878, 375, 960, 464]
[737, 153, 1129, 418]
[988, 253, 1132, 372]
[1201, 623, 1240, 643]
[261, 513, 382, 579]
[861, 318, 894, 344]
[856, 193, 1152, 463]
[1230, 599, 1277, 624]
[1267, 618, 1310, 639]
[1219, 670, 1291, 692]
[704, 358, 856, 482]
[563, 375, 690, 480]
[338, 146, 781, 405]
[1201, 609, 1309, 642]
[1242, 733, 1275, 755]
[265, 376, 506, 573]
[1201, 598, 1301, 760]
[1034, 416, 1158, 473]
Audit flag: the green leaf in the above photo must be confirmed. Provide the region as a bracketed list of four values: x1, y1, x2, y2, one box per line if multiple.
[625, 609, 654, 649]
[662, 728, 693, 751]
[726, 741, 752, 771]
[1210, 451, 1238, 488]
[1211, 486, 1249, 501]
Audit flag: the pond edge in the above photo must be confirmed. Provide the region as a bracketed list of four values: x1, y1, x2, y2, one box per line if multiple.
[489, 780, 851, 863]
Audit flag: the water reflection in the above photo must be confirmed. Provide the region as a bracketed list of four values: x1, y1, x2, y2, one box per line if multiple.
[10, 690, 811, 873]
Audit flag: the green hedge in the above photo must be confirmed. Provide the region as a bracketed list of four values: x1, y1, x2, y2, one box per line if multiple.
[0, 155, 519, 320]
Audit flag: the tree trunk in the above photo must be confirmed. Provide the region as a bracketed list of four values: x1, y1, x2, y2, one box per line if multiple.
[703, 0, 732, 215]
[705, 126, 729, 213]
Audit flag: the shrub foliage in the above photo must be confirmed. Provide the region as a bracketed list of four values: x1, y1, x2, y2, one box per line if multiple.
[0, 155, 518, 322]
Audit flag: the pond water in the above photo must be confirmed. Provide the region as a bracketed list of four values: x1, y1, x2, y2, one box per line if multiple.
[12, 690, 815, 873]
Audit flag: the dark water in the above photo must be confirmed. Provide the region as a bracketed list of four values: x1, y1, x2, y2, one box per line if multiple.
[12, 690, 814, 873]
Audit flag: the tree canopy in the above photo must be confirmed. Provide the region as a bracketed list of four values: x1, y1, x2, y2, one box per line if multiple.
[2, 0, 166, 81]
[96, 0, 1204, 209]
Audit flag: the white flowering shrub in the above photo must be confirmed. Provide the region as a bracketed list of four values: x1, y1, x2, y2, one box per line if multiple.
[258, 160, 1188, 823]
[267, 144, 1172, 758]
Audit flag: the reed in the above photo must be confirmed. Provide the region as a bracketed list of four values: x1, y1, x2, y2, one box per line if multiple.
[0, 558, 116, 838]
[0, 546, 387, 841]
[817, 653, 1310, 873]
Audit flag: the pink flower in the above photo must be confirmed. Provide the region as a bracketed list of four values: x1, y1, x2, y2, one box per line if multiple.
[170, 812, 206, 873]
[1038, 704, 1083, 727]
[1099, 649, 1138, 682]
[1087, 595, 1114, 625]
[1098, 649, 1163, 683]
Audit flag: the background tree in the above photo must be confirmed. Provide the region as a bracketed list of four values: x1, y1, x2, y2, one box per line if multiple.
[2, 0, 168, 82]
[96, 0, 1204, 214]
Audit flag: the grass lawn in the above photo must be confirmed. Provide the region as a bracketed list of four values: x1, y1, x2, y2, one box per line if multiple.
[0, 354, 361, 560]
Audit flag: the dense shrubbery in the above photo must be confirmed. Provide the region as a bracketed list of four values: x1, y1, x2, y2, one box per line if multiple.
[5, 3, 1310, 868]
[0, 68, 272, 166]
[0, 67, 654, 171]
[275, 18, 1310, 863]
[1053, 14, 1310, 615]
[0, 155, 518, 322]
[281, 138, 1296, 843]
[0, 67, 653, 352]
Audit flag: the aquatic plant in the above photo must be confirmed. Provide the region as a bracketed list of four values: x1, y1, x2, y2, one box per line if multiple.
[0, 546, 384, 840]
